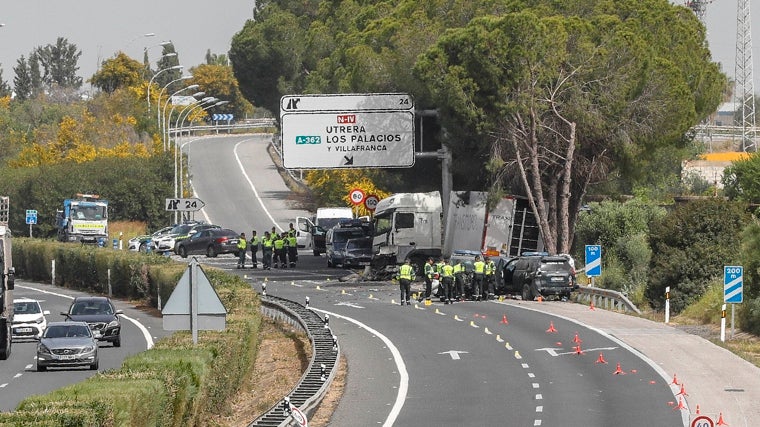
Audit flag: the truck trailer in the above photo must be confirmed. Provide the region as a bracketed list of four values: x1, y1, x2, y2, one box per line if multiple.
[0, 196, 15, 359]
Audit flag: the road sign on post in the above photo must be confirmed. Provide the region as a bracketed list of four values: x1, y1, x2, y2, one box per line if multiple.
[280, 93, 415, 169]
[364, 194, 379, 211]
[585, 245, 602, 277]
[724, 266, 743, 303]
[25, 209, 37, 225]
[165, 198, 206, 212]
[349, 188, 365, 205]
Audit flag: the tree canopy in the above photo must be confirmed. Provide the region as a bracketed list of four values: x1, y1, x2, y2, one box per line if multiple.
[89, 52, 145, 94]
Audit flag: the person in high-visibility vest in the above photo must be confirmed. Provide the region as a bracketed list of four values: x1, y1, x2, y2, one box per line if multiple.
[441, 259, 455, 304]
[484, 256, 496, 300]
[453, 260, 466, 300]
[249, 230, 260, 269]
[434, 258, 446, 298]
[396, 259, 416, 306]
[473, 255, 486, 301]
[273, 232, 287, 268]
[236, 232, 248, 269]
[286, 229, 298, 268]
[420, 258, 435, 302]
[262, 231, 273, 270]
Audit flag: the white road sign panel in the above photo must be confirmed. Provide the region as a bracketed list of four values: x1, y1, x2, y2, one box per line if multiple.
[281, 93, 414, 113]
[165, 198, 206, 212]
[281, 111, 415, 169]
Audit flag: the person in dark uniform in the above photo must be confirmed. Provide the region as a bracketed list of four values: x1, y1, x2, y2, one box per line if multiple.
[236, 232, 247, 269]
[396, 259, 415, 306]
[262, 231, 273, 270]
[441, 259, 454, 304]
[273, 232, 287, 268]
[287, 225, 298, 268]
[249, 230, 260, 269]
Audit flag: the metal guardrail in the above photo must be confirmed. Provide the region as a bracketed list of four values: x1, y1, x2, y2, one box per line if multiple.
[573, 285, 641, 315]
[250, 294, 340, 427]
[170, 118, 277, 135]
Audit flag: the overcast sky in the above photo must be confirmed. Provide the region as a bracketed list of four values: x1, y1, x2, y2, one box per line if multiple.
[0, 0, 254, 87]
[0, 1, 757, 93]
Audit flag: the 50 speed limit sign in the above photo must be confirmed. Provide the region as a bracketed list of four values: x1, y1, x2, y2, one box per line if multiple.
[349, 188, 365, 205]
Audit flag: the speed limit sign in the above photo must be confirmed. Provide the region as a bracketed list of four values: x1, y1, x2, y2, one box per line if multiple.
[364, 194, 379, 211]
[691, 415, 714, 427]
[349, 188, 365, 205]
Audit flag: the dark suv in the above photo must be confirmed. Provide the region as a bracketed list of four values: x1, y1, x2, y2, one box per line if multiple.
[497, 253, 577, 301]
[62, 296, 122, 347]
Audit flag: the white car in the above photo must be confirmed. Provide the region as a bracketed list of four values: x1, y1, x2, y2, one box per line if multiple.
[12, 298, 50, 340]
[128, 226, 174, 252]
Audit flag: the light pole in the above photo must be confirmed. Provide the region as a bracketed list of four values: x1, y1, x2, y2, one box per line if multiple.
[167, 95, 210, 151]
[146, 62, 181, 111]
[177, 100, 229, 200]
[158, 78, 195, 150]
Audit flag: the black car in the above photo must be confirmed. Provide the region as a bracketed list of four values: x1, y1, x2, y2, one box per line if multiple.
[497, 253, 577, 300]
[341, 237, 374, 268]
[62, 296, 122, 347]
[325, 221, 372, 267]
[176, 228, 241, 258]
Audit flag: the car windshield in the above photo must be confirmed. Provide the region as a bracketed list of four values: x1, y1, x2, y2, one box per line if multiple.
[171, 224, 193, 234]
[70, 301, 113, 315]
[44, 324, 91, 338]
[346, 238, 372, 250]
[333, 229, 367, 244]
[14, 301, 41, 314]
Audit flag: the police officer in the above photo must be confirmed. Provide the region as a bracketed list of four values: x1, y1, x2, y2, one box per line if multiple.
[273, 232, 287, 268]
[419, 258, 435, 302]
[249, 230, 260, 269]
[434, 257, 446, 298]
[441, 259, 455, 304]
[473, 255, 486, 301]
[286, 228, 298, 268]
[484, 256, 496, 300]
[262, 231, 273, 270]
[396, 259, 415, 306]
[236, 232, 247, 269]
[453, 259, 466, 301]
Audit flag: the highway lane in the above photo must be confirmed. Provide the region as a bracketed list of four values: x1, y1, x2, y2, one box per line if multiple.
[186, 133, 685, 426]
[0, 280, 168, 411]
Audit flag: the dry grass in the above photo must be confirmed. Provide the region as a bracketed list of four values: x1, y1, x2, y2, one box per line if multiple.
[109, 220, 147, 241]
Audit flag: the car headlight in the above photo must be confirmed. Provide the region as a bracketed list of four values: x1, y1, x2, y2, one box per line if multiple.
[38, 343, 51, 354]
[107, 319, 119, 328]
[82, 345, 96, 353]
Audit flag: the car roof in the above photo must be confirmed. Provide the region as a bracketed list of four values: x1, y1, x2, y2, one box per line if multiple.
[213, 228, 239, 235]
[46, 321, 89, 328]
[72, 296, 112, 303]
[13, 297, 40, 303]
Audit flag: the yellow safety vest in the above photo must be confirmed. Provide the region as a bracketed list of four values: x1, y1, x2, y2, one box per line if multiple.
[237, 237, 247, 250]
[485, 261, 495, 275]
[274, 238, 285, 249]
[399, 264, 415, 280]
[442, 264, 454, 278]
[263, 237, 273, 248]
[473, 260, 485, 274]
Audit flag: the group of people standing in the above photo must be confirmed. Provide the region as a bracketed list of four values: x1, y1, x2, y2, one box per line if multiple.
[396, 254, 496, 306]
[236, 224, 299, 270]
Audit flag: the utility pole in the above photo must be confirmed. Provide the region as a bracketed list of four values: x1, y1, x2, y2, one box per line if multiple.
[735, 0, 757, 152]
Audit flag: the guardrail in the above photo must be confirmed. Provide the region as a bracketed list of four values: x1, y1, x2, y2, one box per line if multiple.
[250, 294, 340, 427]
[170, 118, 277, 135]
[573, 285, 641, 315]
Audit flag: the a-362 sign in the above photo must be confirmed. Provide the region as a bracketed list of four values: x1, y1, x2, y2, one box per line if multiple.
[165, 198, 206, 212]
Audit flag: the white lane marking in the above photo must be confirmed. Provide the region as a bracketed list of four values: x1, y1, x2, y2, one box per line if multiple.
[233, 138, 284, 232]
[312, 308, 407, 427]
[438, 350, 468, 360]
[17, 285, 154, 349]
[25, 364, 32, 370]
[13, 373, 22, 379]
[0, 383, 6, 388]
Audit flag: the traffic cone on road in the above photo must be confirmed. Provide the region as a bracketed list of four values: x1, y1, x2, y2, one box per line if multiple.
[595, 352, 608, 364]
[500, 314, 509, 325]
[613, 362, 626, 375]
[573, 332, 582, 344]
[546, 321, 558, 333]
[716, 412, 729, 425]
[670, 373, 679, 385]
[672, 397, 686, 411]
[676, 383, 688, 397]
[695, 404, 701, 415]
[574, 344, 584, 355]
[589, 300, 596, 310]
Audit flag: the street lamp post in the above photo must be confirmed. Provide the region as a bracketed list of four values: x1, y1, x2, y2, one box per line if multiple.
[146, 62, 181, 111]
[167, 95, 211, 150]
[158, 78, 196, 150]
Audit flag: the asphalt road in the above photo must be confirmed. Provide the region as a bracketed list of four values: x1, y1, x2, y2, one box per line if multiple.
[0, 280, 169, 411]
[185, 134, 686, 426]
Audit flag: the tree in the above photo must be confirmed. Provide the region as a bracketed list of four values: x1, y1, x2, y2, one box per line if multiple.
[205, 49, 229, 66]
[0, 67, 10, 98]
[89, 52, 144, 94]
[723, 153, 760, 203]
[12, 56, 32, 100]
[35, 37, 83, 89]
[414, 3, 725, 254]
[154, 44, 181, 91]
[189, 64, 254, 120]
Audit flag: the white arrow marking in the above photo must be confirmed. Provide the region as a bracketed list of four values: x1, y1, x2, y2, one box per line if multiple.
[334, 302, 365, 309]
[439, 350, 469, 360]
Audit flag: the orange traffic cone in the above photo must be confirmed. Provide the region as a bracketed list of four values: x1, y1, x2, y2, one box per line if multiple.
[613, 362, 626, 375]
[716, 412, 729, 426]
[670, 374, 679, 385]
[537, 295, 544, 302]
[573, 332, 582, 344]
[695, 404, 700, 415]
[676, 383, 688, 397]
[500, 314, 509, 325]
[595, 352, 608, 364]
[546, 321, 558, 333]
[574, 344, 584, 355]
[589, 300, 595, 310]
[672, 397, 686, 411]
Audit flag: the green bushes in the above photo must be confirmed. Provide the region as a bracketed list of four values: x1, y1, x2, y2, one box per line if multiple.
[4, 239, 263, 426]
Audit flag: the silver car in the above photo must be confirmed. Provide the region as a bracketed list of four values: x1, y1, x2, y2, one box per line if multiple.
[36, 321, 99, 371]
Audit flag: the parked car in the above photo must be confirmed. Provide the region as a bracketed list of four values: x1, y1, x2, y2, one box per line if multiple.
[325, 219, 372, 267]
[497, 253, 577, 300]
[153, 222, 219, 254]
[12, 298, 50, 340]
[36, 321, 99, 371]
[341, 237, 374, 268]
[62, 296, 122, 347]
[128, 225, 174, 252]
[175, 228, 241, 258]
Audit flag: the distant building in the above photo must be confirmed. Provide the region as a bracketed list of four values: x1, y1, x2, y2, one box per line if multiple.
[710, 102, 738, 126]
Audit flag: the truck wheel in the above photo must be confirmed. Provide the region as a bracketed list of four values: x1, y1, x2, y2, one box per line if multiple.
[0, 322, 10, 360]
[313, 250, 320, 256]
[90, 360, 99, 370]
[178, 246, 188, 258]
[113, 336, 121, 348]
[139, 242, 147, 253]
[36, 364, 46, 372]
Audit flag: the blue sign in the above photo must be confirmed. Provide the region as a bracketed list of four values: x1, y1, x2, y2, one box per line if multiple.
[585, 245, 602, 277]
[212, 114, 234, 121]
[724, 265, 744, 303]
[25, 209, 37, 225]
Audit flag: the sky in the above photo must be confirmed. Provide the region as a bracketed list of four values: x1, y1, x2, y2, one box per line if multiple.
[0, 0, 254, 88]
[0, 1, 756, 94]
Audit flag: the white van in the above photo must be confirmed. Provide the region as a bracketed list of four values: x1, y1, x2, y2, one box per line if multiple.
[296, 207, 354, 255]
